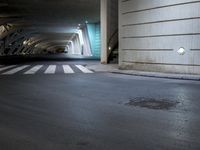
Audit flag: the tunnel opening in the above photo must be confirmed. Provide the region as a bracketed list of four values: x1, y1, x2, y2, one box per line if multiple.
[0, 0, 119, 65]
[0, 0, 103, 64]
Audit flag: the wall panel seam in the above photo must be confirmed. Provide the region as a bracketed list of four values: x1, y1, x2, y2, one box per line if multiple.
[122, 49, 173, 51]
[122, 17, 200, 27]
[121, 0, 131, 2]
[191, 49, 200, 51]
[122, 33, 200, 39]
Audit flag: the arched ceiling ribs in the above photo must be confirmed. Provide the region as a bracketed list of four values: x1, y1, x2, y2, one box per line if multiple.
[46, 44, 66, 51]
[1, 26, 37, 55]
[0, 23, 14, 39]
[0, 0, 100, 56]
[34, 44, 66, 54]
[19, 36, 71, 55]
[38, 41, 68, 50]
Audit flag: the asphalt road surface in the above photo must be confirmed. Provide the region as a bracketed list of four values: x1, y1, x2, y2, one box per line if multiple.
[0, 56, 200, 150]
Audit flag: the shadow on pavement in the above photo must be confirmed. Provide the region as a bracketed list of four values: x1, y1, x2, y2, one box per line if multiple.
[0, 54, 100, 65]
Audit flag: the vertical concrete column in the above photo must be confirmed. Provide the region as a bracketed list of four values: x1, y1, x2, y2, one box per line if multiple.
[75, 35, 81, 55]
[73, 36, 78, 54]
[101, 0, 108, 64]
[82, 27, 92, 56]
[72, 35, 81, 55]
[70, 41, 75, 54]
[68, 41, 74, 54]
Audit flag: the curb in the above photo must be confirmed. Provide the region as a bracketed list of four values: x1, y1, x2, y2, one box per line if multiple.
[111, 71, 200, 81]
[86, 64, 200, 81]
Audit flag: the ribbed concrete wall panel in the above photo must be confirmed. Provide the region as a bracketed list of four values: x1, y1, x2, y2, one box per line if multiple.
[121, 3, 200, 25]
[119, 0, 200, 74]
[121, 35, 200, 50]
[121, 50, 200, 65]
[121, 0, 200, 14]
[122, 20, 200, 37]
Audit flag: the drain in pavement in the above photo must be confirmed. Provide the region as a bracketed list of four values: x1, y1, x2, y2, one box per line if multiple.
[125, 97, 179, 110]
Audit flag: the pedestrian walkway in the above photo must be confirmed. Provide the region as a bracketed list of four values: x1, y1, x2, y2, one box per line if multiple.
[86, 64, 200, 81]
[0, 64, 94, 75]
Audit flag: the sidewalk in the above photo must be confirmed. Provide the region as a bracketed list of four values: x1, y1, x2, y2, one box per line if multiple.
[86, 63, 200, 81]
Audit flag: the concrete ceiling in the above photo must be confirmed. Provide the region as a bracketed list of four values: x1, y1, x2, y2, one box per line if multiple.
[0, 0, 100, 53]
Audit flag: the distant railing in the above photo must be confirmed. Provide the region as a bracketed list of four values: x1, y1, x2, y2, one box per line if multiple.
[107, 28, 118, 62]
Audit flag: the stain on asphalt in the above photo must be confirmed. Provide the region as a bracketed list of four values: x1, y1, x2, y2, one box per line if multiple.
[76, 141, 89, 146]
[125, 97, 179, 110]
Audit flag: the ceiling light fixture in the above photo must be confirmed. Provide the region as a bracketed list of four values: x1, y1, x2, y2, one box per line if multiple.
[23, 40, 28, 45]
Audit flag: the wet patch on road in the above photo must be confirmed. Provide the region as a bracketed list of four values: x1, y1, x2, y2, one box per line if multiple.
[125, 97, 179, 110]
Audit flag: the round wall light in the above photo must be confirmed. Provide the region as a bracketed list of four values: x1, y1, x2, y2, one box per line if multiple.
[177, 47, 186, 55]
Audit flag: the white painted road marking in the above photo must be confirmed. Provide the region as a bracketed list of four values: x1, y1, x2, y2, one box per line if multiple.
[75, 65, 93, 73]
[63, 65, 74, 74]
[0, 65, 16, 72]
[44, 65, 56, 74]
[24, 65, 43, 74]
[0, 65, 95, 75]
[2, 65, 30, 75]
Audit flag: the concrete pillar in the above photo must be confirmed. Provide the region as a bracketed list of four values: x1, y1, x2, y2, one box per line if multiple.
[82, 27, 92, 56]
[74, 35, 81, 55]
[68, 41, 75, 54]
[101, 0, 108, 64]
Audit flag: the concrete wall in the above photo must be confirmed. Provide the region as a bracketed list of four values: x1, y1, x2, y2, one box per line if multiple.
[119, 0, 200, 74]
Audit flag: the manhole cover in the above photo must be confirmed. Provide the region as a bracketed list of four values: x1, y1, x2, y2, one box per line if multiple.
[125, 97, 178, 110]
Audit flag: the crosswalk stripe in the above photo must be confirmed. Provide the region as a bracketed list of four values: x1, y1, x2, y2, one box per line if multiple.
[63, 65, 74, 74]
[2, 65, 30, 75]
[0, 65, 16, 72]
[75, 65, 93, 73]
[0, 65, 95, 75]
[24, 65, 43, 74]
[44, 65, 56, 74]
